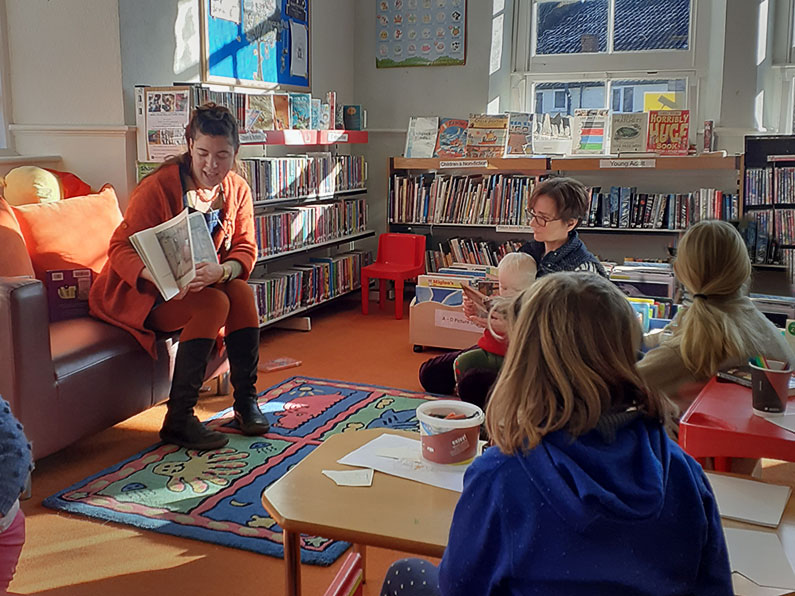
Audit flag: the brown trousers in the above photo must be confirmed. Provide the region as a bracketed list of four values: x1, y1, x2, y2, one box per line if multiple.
[146, 279, 258, 340]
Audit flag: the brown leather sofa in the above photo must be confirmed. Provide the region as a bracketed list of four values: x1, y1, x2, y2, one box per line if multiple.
[0, 192, 228, 460]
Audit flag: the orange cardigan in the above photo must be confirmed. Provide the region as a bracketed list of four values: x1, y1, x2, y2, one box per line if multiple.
[89, 163, 257, 357]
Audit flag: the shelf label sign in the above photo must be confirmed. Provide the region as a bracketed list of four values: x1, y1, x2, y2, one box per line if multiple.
[440, 160, 489, 168]
[599, 159, 656, 168]
[495, 225, 533, 233]
[327, 131, 348, 142]
[435, 309, 481, 332]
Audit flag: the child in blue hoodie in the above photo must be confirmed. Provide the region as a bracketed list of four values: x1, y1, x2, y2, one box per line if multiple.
[381, 272, 732, 596]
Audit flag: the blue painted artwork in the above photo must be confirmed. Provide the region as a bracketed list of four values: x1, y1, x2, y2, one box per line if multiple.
[204, 0, 309, 89]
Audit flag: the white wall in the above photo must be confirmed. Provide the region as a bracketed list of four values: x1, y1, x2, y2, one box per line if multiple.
[4, 0, 135, 204]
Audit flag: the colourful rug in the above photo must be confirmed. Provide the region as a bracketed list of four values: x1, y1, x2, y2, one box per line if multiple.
[43, 376, 435, 565]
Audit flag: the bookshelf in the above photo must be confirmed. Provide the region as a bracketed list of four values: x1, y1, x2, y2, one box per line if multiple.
[387, 154, 744, 270]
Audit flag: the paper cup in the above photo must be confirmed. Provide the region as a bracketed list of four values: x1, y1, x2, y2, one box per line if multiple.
[750, 359, 793, 414]
[416, 400, 485, 464]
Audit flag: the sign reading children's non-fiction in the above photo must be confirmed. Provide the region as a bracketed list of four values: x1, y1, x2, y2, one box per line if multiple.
[646, 110, 690, 156]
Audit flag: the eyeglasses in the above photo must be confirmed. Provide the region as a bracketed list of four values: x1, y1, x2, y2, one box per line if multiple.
[526, 209, 561, 227]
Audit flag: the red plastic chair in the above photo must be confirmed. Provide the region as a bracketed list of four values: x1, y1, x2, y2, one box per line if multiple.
[361, 233, 426, 320]
[323, 551, 364, 596]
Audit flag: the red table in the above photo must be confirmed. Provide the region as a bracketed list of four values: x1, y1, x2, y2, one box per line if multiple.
[679, 377, 795, 471]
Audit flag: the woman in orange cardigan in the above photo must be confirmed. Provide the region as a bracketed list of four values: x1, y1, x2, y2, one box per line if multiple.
[90, 103, 269, 450]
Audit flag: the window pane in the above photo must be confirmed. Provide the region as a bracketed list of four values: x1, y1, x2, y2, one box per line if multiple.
[614, 0, 690, 52]
[536, 0, 607, 55]
[535, 92, 544, 113]
[612, 79, 686, 112]
[612, 89, 621, 112]
[535, 82, 605, 116]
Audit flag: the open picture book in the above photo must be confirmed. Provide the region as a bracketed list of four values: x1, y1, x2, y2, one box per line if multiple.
[129, 208, 218, 301]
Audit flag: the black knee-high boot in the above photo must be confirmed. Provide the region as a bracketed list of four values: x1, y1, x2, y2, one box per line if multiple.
[160, 338, 229, 450]
[224, 327, 270, 435]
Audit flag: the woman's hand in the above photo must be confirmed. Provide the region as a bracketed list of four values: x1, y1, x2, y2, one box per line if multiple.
[187, 262, 224, 292]
[462, 295, 487, 328]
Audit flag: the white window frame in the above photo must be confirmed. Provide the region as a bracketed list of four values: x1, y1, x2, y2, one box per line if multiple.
[514, 0, 700, 75]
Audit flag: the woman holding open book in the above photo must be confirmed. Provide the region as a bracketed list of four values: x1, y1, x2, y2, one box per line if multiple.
[90, 103, 270, 450]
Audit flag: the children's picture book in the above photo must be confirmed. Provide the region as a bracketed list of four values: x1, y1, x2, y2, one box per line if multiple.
[343, 105, 365, 130]
[258, 356, 303, 373]
[289, 93, 312, 129]
[246, 94, 275, 132]
[434, 118, 468, 159]
[571, 108, 609, 154]
[610, 112, 649, 154]
[326, 91, 337, 129]
[129, 209, 218, 301]
[319, 102, 331, 129]
[460, 282, 495, 317]
[272, 93, 290, 130]
[533, 113, 572, 155]
[405, 116, 439, 159]
[465, 114, 509, 158]
[46, 268, 92, 322]
[335, 101, 345, 130]
[504, 112, 534, 157]
[310, 98, 321, 130]
[647, 110, 690, 155]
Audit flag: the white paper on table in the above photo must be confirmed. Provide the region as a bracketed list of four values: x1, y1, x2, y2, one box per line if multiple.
[337, 434, 469, 493]
[706, 472, 791, 528]
[732, 572, 793, 596]
[321, 468, 374, 487]
[755, 409, 795, 434]
[725, 527, 795, 590]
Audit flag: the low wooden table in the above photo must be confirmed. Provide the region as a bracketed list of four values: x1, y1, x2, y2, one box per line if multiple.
[261, 429, 460, 596]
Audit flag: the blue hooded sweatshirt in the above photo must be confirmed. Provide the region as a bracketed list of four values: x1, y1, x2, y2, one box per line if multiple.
[437, 417, 732, 595]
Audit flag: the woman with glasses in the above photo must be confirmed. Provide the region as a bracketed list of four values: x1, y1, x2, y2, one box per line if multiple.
[418, 176, 606, 397]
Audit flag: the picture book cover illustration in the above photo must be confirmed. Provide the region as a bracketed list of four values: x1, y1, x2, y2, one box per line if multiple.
[46, 268, 93, 322]
[533, 113, 572, 155]
[465, 114, 508, 158]
[504, 112, 534, 157]
[246, 94, 275, 132]
[647, 110, 690, 155]
[571, 108, 609, 155]
[610, 112, 649, 154]
[272, 93, 290, 130]
[343, 105, 364, 130]
[289, 93, 312, 129]
[405, 116, 439, 158]
[434, 118, 468, 159]
[310, 98, 321, 130]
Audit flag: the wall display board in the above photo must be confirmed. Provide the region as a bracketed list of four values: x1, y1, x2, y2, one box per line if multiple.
[202, 0, 310, 89]
[376, 0, 466, 68]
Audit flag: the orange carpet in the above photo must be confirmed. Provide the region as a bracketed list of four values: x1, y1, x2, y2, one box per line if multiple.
[12, 297, 444, 596]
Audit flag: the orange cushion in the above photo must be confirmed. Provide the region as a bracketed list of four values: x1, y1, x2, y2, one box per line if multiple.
[12, 185, 122, 281]
[0, 198, 35, 277]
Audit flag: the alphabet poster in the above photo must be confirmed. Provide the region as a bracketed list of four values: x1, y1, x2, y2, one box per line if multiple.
[376, 0, 466, 68]
[202, 0, 310, 89]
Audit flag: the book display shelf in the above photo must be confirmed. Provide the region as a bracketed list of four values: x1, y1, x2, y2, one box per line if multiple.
[387, 155, 746, 271]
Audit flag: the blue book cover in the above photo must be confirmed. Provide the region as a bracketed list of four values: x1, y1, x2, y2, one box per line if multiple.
[289, 93, 311, 129]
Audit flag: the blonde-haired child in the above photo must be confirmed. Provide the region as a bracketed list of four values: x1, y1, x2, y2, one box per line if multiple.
[453, 252, 537, 407]
[382, 272, 732, 595]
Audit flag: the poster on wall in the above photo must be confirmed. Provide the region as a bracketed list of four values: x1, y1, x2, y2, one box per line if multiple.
[142, 86, 191, 162]
[202, 0, 310, 90]
[376, 0, 466, 68]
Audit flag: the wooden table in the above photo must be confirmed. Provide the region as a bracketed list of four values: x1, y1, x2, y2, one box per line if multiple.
[261, 429, 460, 596]
[679, 377, 795, 471]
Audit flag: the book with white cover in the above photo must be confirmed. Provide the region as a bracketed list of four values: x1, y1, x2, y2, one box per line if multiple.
[705, 472, 791, 528]
[405, 117, 439, 158]
[130, 209, 219, 301]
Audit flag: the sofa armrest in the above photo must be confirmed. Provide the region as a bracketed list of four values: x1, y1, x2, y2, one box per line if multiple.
[0, 276, 57, 424]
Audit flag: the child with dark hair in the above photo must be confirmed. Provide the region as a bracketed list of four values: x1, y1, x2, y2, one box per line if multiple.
[0, 397, 33, 593]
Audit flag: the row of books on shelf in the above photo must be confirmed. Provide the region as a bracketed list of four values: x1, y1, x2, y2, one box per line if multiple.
[388, 172, 737, 230]
[249, 251, 368, 324]
[390, 173, 537, 226]
[423, 237, 525, 273]
[239, 155, 366, 202]
[745, 167, 795, 206]
[135, 84, 363, 162]
[585, 187, 739, 230]
[405, 109, 692, 160]
[253, 198, 368, 259]
[740, 212, 793, 265]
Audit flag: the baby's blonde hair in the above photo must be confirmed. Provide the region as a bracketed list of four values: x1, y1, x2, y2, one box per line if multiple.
[497, 252, 537, 294]
[486, 272, 671, 454]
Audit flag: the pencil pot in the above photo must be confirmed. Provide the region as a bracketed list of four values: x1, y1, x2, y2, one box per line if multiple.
[416, 400, 484, 464]
[750, 359, 793, 414]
